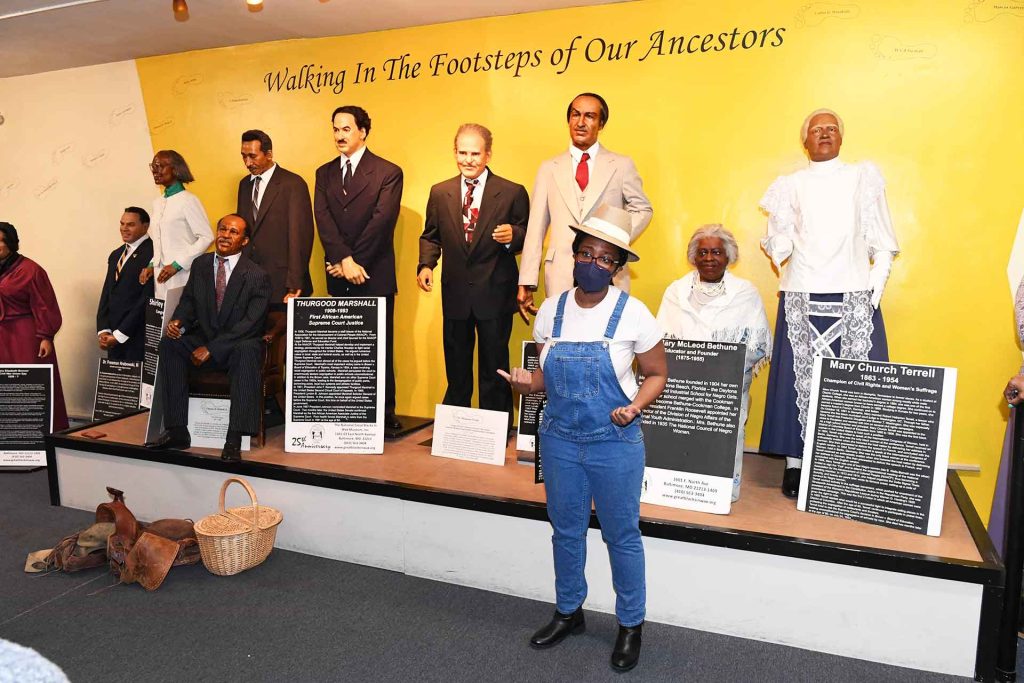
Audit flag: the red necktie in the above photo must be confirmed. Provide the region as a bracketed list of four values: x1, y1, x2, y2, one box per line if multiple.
[215, 256, 227, 310]
[575, 152, 590, 191]
[463, 178, 479, 243]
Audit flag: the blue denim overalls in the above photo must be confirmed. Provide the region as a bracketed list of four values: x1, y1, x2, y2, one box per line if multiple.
[539, 289, 646, 627]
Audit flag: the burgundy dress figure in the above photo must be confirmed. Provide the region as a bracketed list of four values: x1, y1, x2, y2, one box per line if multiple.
[0, 223, 69, 431]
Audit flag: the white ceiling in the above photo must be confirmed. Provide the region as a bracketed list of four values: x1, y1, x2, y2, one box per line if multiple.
[0, 0, 623, 78]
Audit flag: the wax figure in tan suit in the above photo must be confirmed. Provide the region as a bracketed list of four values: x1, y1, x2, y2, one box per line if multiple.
[417, 124, 530, 418]
[314, 105, 404, 430]
[517, 92, 653, 320]
[236, 129, 314, 311]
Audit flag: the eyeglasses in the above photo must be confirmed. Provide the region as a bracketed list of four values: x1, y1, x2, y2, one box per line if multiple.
[149, 162, 168, 172]
[574, 249, 618, 270]
[696, 248, 726, 258]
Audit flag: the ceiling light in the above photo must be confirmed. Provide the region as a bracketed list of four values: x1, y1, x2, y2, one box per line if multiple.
[247, 0, 264, 6]
[172, 0, 188, 15]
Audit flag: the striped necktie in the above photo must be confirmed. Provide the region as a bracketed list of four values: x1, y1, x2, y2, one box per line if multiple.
[115, 244, 129, 281]
[216, 256, 228, 310]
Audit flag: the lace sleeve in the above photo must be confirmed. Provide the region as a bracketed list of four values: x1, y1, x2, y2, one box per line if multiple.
[758, 175, 796, 236]
[857, 161, 900, 257]
[1015, 274, 1024, 346]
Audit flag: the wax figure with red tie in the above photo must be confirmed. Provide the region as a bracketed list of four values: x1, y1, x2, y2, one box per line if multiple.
[148, 214, 270, 462]
[314, 105, 404, 430]
[96, 207, 154, 362]
[417, 123, 530, 418]
[517, 92, 653, 320]
[235, 129, 314, 310]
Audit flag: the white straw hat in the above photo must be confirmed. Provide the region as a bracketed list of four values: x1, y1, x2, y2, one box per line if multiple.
[570, 203, 639, 263]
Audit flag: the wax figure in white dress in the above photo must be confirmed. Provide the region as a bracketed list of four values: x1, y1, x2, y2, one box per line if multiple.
[758, 109, 900, 498]
[140, 150, 213, 299]
[657, 225, 771, 502]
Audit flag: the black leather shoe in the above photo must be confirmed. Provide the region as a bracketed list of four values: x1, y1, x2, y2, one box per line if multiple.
[221, 431, 242, 462]
[782, 467, 801, 499]
[384, 414, 403, 431]
[146, 428, 190, 450]
[611, 622, 642, 672]
[529, 608, 585, 649]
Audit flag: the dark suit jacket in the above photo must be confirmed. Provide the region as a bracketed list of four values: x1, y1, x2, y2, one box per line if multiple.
[314, 150, 403, 297]
[96, 237, 154, 359]
[172, 252, 270, 365]
[236, 164, 314, 302]
[419, 171, 529, 320]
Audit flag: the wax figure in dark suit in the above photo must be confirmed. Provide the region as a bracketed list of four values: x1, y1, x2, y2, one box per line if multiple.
[417, 124, 529, 417]
[314, 105, 404, 430]
[97, 207, 154, 361]
[149, 214, 270, 462]
[236, 129, 314, 310]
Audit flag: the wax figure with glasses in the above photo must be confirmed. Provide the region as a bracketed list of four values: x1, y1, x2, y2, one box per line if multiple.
[500, 204, 667, 672]
[148, 214, 270, 462]
[656, 225, 771, 502]
[759, 109, 900, 498]
[236, 129, 314, 310]
[314, 106, 404, 431]
[417, 123, 529, 418]
[96, 207, 154, 362]
[517, 92, 653, 321]
[0, 222, 69, 431]
[140, 150, 214, 299]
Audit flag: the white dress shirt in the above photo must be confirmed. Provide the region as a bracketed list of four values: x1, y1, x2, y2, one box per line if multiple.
[100, 234, 152, 343]
[760, 157, 900, 293]
[249, 163, 277, 211]
[340, 145, 367, 174]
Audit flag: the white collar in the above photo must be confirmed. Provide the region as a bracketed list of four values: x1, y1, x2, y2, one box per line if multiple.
[569, 141, 600, 163]
[124, 234, 150, 252]
[462, 168, 489, 188]
[807, 157, 844, 174]
[250, 163, 277, 183]
[215, 252, 242, 269]
[341, 146, 368, 169]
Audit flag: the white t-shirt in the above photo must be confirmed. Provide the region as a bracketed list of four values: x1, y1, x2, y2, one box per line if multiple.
[533, 286, 663, 399]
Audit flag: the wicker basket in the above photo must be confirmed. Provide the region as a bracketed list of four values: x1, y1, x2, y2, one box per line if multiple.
[195, 477, 283, 576]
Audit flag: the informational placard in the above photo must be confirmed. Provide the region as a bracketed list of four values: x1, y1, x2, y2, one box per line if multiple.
[140, 287, 182, 409]
[640, 339, 745, 514]
[93, 359, 143, 420]
[516, 342, 545, 453]
[431, 404, 508, 466]
[797, 357, 957, 536]
[187, 396, 251, 450]
[0, 365, 53, 467]
[286, 297, 385, 454]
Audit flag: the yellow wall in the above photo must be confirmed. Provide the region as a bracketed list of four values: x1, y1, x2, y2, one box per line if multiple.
[134, 0, 1024, 519]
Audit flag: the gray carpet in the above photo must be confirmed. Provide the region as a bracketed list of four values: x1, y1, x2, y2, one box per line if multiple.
[0, 470, 982, 682]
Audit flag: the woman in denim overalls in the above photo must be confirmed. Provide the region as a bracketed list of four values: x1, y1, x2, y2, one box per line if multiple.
[502, 205, 667, 672]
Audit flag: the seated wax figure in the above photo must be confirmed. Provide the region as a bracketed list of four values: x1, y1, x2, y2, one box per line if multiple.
[148, 214, 270, 462]
[0, 222, 69, 431]
[96, 207, 154, 362]
[656, 225, 771, 502]
[758, 108, 899, 499]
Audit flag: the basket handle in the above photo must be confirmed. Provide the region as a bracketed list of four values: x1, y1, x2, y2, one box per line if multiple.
[218, 477, 260, 531]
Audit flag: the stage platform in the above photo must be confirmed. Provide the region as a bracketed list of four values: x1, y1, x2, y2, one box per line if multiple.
[47, 412, 1003, 680]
